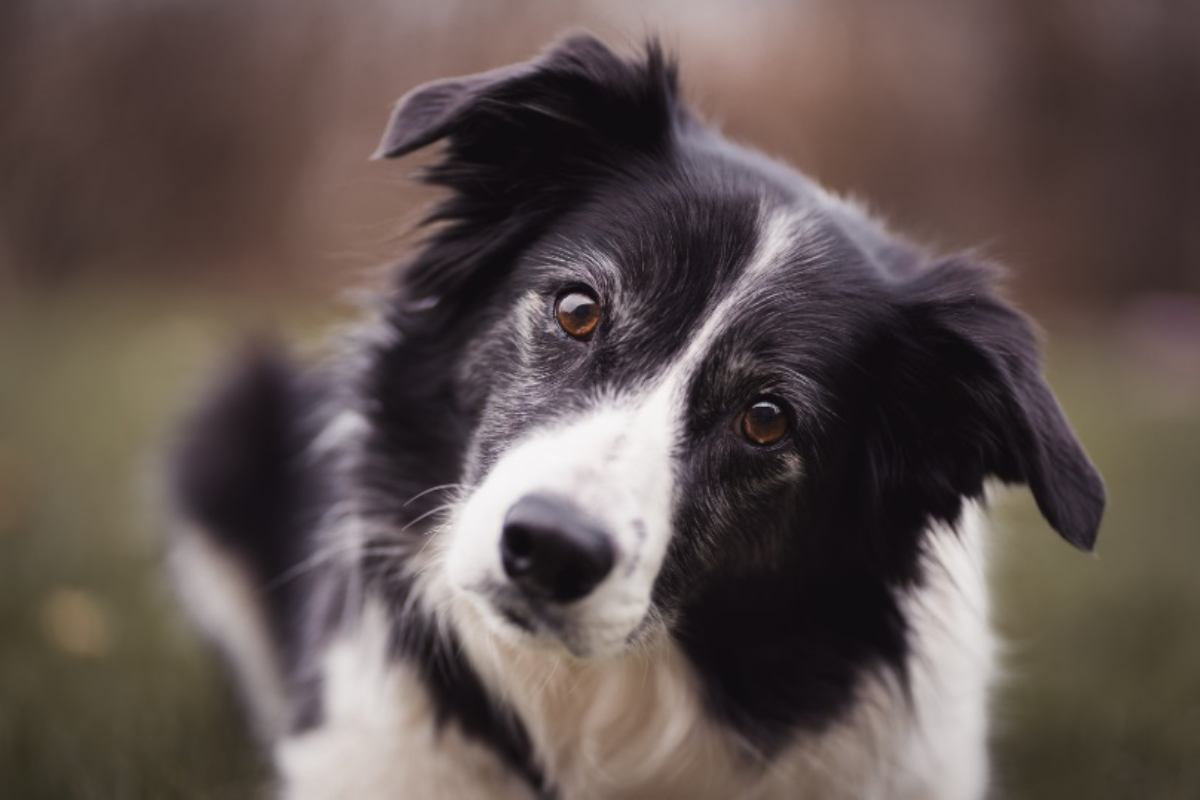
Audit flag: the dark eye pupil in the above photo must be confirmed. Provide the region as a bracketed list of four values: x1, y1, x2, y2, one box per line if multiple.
[742, 400, 788, 445]
[556, 291, 601, 338]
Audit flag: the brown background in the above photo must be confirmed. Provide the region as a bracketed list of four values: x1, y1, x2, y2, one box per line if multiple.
[1, 2, 1198, 797]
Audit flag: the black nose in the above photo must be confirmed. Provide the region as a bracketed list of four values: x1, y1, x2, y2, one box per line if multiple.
[500, 494, 615, 603]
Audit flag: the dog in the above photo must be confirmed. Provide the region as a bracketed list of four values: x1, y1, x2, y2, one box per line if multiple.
[167, 34, 1105, 799]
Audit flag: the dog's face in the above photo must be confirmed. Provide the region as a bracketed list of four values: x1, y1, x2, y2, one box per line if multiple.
[446, 185, 822, 656]
[369, 36, 1105, 670]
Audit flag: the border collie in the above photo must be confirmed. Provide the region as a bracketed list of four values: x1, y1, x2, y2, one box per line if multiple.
[168, 34, 1105, 799]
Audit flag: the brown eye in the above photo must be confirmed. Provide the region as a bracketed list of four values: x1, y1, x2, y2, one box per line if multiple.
[741, 399, 789, 446]
[555, 289, 601, 339]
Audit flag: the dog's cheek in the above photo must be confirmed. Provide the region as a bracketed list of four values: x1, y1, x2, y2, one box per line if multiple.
[654, 450, 803, 613]
[443, 486, 504, 593]
[453, 295, 539, 444]
[463, 392, 548, 485]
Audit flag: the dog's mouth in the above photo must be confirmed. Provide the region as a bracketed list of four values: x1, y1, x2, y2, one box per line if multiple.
[463, 582, 633, 658]
[495, 601, 536, 633]
[460, 578, 662, 662]
[478, 586, 574, 644]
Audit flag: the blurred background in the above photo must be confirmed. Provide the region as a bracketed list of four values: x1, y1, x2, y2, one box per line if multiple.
[1, 0, 1198, 797]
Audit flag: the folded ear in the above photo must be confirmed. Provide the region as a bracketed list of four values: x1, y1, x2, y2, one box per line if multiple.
[375, 32, 678, 163]
[372, 33, 680, 304]
[876, 258, 1105, 551]
[373, 59, 539, 160]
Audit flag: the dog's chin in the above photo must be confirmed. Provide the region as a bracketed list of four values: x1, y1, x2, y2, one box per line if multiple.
[459, 587, 643, 660]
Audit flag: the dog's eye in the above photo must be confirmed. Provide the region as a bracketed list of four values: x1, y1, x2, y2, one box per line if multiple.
[740, 399, 789, 446]
[555, 289, 601, 340]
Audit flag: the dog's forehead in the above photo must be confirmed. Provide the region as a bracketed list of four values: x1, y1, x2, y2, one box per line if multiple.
[533, 175, 877, 356]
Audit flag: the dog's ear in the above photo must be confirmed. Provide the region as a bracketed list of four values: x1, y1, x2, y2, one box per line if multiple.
[373, 59, 538, 160]
[372, 34, 681, 305]
[867, 258, 1105, 551]
[374, 33, 678, 161]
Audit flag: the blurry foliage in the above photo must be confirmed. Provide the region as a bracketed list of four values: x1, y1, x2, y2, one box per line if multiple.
[0, 0, 339, 283]
[1, 0, 1198, 304]
[2, 1, 1200, 798]
[0, 288, 342, 797]
[992, 339, 1200, 799]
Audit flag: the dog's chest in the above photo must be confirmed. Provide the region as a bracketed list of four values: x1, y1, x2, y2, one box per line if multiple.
[461, 629, 754, 798]
[276, 628, 902, 800]
[275, 510, 993, 799]
[448, 611, 914, 800]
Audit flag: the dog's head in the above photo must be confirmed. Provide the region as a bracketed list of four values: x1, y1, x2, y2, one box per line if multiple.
[366, 35, 1104, 665]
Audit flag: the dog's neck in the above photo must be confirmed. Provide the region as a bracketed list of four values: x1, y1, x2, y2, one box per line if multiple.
[290, 501, 993, 799]
[408, 504, 993, 799]
[442, 592, 755, 798]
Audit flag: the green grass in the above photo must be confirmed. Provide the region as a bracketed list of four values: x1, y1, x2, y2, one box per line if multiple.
[991, 342, 1200, 799]
[0, 286, 334, 798]
[1, 285, 1197, 798]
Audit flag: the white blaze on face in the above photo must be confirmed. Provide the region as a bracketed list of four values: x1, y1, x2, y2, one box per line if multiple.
[442, 208, 804, 656]
[445, 384, 678, 656]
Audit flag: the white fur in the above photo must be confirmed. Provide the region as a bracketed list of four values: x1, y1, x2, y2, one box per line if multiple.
[169, 524, 290, 741]
[888, 503, 994, 798]
[275, 600, 535, 800]
[445, 386, 678, 657]
[309, 409, 370, 460]
[274, 502, 993, 799]
[177, 504, 994, 798]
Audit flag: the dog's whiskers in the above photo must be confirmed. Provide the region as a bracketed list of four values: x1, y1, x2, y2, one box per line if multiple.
[402, 482, 465, 508]
[263, 537, 363, 592]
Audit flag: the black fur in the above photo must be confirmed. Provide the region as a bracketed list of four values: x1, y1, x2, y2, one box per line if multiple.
[169, 345, 329, 670]
[170, 33, 1105, 792]
[381, 578, 553, 797]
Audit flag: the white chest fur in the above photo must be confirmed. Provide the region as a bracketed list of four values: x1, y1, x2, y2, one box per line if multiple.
[276, 504, 993, 800]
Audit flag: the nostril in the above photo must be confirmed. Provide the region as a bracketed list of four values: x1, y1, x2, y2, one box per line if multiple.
[500, 494, 615, 604]
[500, 525, 535, 575]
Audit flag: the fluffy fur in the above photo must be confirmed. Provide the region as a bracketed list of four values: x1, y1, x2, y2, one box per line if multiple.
[167, 34, 1104, 799]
